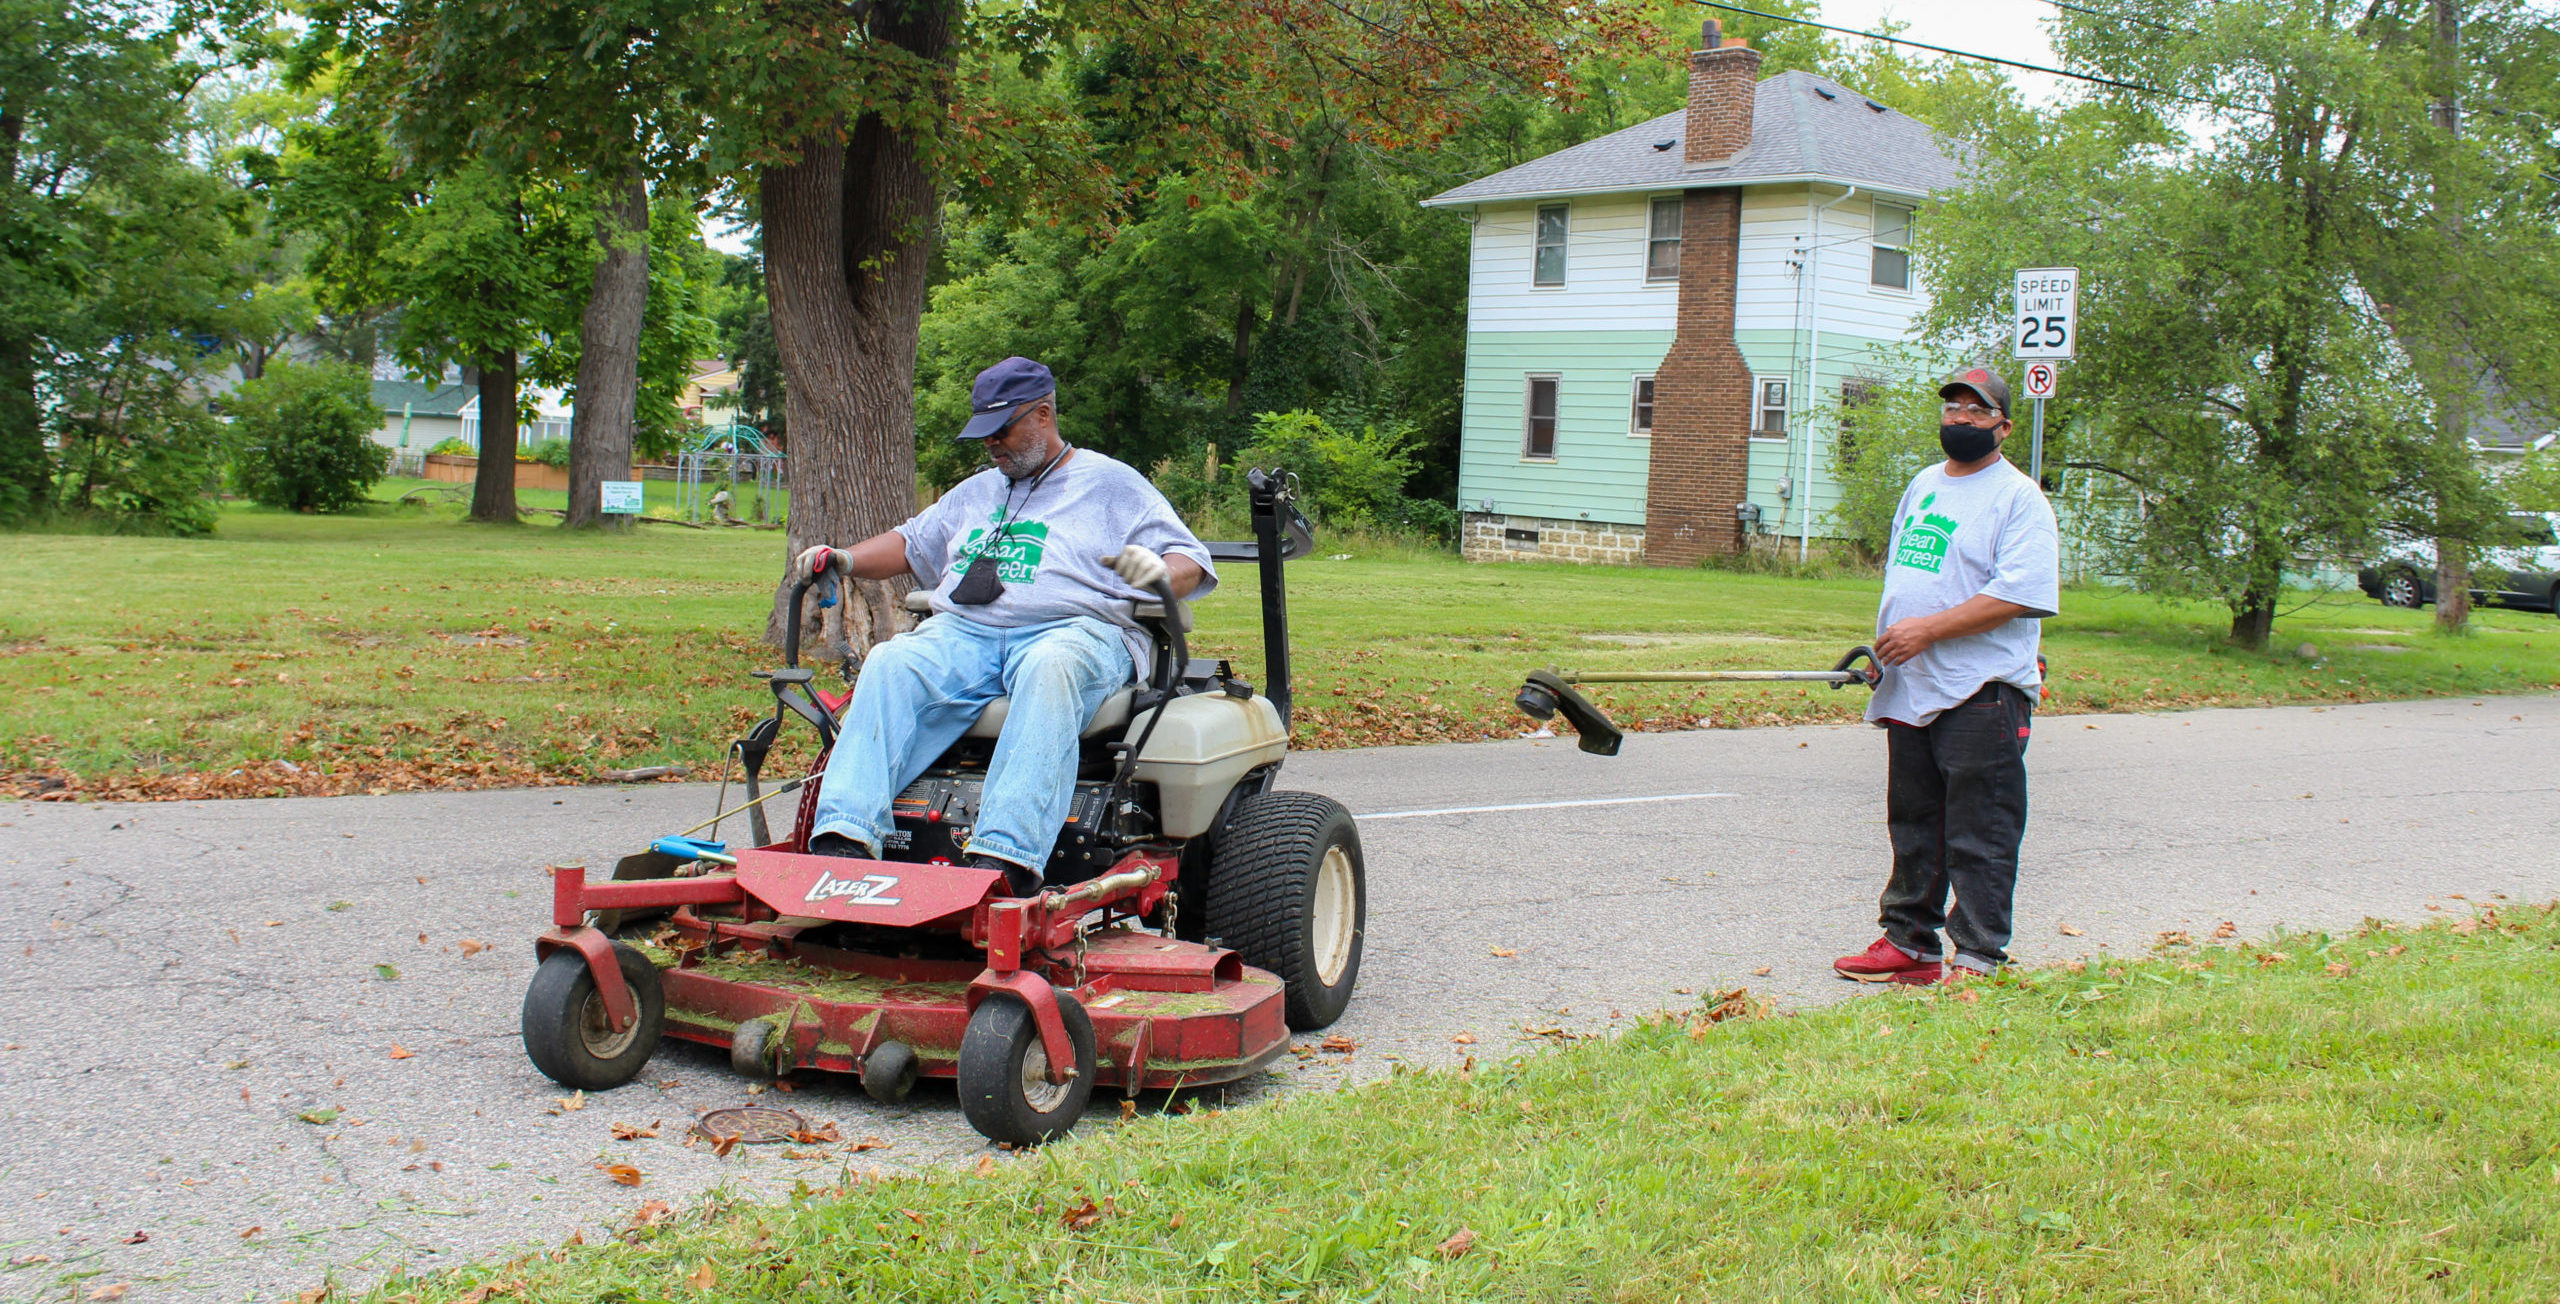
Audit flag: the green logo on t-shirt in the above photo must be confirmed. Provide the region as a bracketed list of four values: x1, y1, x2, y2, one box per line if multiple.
[959, 507, 1049, 583]
[1893, 492, 1959, 574]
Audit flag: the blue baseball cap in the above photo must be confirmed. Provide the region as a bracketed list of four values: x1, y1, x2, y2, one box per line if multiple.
[957, 357, 1056, 440]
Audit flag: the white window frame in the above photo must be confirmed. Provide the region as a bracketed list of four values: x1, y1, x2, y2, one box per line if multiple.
[1628, 375, 1656, 435]
[1871, 202, 1914, 292]
[1522, 374, 1561, 460]
[1644, 197, 1682, 284]
[1751, 376, 1791, 438]
[1531, 203, 1569, 288]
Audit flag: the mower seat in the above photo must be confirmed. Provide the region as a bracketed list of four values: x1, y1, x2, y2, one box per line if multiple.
[963, 685, 1136, 740]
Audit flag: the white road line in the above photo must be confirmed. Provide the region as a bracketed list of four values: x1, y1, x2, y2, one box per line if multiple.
[1353, 792, 1740, 821]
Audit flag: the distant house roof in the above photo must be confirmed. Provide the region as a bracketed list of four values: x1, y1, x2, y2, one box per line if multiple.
[690, 358, 730, 380]
[372, 379, 475, 418]
[1422, 70, 1966, 209]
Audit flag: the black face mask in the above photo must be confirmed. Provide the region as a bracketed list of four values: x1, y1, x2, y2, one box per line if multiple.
[1940, 421, 2002, 464]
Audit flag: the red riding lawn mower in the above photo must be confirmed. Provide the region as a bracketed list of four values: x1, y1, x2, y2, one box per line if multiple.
[520, 471, 1364, 1145]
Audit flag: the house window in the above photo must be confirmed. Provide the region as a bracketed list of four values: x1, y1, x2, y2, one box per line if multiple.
[1871, 202, 1913, 290]
[1533, 204, 1569, 287]
[1754, 377, 1790, 435]
[1629, 376, 1656, 435]
[1523, 375, 1560, 458]
[1646, 198, 1682, 282]
[1838, 378, 1878, 467]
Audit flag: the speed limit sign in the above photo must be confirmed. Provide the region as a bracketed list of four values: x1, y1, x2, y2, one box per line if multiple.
[2014, 267, 2079, 360]
[2023, 361, 2057, 399]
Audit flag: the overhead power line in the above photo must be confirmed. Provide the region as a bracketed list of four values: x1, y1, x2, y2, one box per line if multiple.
[1689, 0, 2263, 116]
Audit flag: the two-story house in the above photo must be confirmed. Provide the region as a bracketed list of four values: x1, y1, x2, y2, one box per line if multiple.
[1422, 22, 1963, 565]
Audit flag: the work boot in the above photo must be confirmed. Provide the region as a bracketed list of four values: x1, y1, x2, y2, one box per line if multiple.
[967, 852, 1042, 898]
[1833, 935, 1943, 985]
[808, 831, 873, 859]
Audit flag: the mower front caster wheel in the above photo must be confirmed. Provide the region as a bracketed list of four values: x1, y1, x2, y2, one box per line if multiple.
[522, 942, 664, 1091]
[958, 992, 1095, 1145]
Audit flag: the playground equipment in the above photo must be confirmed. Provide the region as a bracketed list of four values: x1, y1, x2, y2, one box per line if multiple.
[676, 423, 785, 525]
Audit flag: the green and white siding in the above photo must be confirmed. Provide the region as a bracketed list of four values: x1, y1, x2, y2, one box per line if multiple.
[1453, 185, 1940, 563]
[1455, 195, 1674, 563]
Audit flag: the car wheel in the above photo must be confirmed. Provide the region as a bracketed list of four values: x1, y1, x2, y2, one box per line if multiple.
[2379, 568, 2423, 608]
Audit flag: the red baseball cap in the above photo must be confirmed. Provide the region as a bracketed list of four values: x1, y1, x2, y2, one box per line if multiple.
[1938, 366, 2010, 416]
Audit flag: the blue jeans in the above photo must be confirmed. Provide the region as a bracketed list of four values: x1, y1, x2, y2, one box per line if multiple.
[810, 613, 1133, 871]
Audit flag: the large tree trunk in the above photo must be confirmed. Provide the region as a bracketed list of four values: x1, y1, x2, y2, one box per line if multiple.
[470, 349, 520, 523]
[759, 2, 954, 653]
[566, 166, 651, 529]
[0, 332, 42, 515]
[2229, 581, 2278, 650]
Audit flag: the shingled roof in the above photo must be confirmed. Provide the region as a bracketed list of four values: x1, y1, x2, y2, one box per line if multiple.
[1422, 70, 1966, 209]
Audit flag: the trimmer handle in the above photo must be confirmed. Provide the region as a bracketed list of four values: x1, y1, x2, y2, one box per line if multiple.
[1831, 645, 1882, 690]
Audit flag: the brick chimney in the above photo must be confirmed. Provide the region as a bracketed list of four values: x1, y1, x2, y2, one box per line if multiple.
[1685, 19, 1763, 167]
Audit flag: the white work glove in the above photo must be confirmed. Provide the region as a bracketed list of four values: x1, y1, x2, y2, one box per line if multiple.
[794, 544, 852, 581]
[1103, 544, 1170, 592]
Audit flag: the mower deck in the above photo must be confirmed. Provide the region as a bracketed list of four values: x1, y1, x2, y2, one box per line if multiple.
[643, 915, 1289, 1091]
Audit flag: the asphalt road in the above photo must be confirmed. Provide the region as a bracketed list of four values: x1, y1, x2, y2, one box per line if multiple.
[6, 694, 2555, 1302]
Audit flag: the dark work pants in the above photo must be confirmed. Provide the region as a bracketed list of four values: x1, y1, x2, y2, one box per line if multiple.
[1880, 681, 2033, 971]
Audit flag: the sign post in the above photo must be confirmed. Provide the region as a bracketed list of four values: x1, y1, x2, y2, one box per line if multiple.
[2012, 267, 2078, 487]
[2020, 361, 2058, 483]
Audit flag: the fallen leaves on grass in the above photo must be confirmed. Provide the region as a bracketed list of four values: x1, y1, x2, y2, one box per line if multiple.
[2324, 962, 2354, 977]
[1437, 1228, 1478, 1259]
[86, 1285, 129, 1301]
[611, 1121, 660, 1140]
[2256, 951, 2291, 966]
[455, 1281, 522, 1304]
[2155, 929, 2192, 947]
[975, 1156, 998, 1178]
[686, 1262, 716, 1292]
[1060, 1196, 1115, 1231]
[627, 1201, 673, 1231]
[1320, 1034, 1356, 1054]
[787, 1121, 841, 1144]
[1452, 1033, 1477, 1045]
[2211, 920, 2239, 940]
[597, 1163, 644, 1186]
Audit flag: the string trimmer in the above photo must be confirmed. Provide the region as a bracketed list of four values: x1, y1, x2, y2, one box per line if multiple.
[1514, 645, 1882, 756]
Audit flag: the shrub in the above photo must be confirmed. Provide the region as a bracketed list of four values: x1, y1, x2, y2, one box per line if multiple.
[526, 437, 572, 468]
[226, 361, 389, 513]
[425, 436, 474, 457]
[1234, 410, 1421, 528]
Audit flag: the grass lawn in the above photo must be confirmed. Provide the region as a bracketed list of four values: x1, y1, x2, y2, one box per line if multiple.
[336, 903, 2560, 1303]
[3, 500, 2556, 798]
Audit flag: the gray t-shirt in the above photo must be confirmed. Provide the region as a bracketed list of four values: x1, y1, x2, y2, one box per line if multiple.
[1866, 456, 2060, 727]
[898, 448, 1216, 676]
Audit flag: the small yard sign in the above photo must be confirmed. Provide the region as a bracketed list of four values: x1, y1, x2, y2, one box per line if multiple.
[600, 481, 645, 515]
[2013, 267, 2079, 360]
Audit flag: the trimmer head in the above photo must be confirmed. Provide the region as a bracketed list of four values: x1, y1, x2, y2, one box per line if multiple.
[1516, 669, 1623, 756]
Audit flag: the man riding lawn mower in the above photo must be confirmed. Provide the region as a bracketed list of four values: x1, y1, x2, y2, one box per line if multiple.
[520, 358, 1366, 1145]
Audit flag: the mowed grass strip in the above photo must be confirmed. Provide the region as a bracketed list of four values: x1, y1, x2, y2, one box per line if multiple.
[357, 905, 2560, 1303]
[4, 503, 2556, 796]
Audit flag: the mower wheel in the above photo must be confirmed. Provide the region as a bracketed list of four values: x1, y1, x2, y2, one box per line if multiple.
[958, 991, 1095, 1145]
[861, 1040, 920, 1105]
[1207, 791, 1365, 1030]
[521, 942, 664, 1091]
[730, 1018, 787, 1080]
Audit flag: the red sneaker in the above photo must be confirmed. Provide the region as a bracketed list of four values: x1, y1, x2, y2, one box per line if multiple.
[1833, 936, 1942, 985]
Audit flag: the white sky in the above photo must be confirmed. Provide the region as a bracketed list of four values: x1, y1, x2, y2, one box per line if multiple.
[1820, 0, 2072, 109]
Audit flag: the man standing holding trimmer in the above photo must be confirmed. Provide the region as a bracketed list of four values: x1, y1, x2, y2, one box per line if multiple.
[1834, 366, 2059, 986]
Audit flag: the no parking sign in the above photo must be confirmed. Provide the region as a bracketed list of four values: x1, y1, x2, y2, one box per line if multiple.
[2023, 362, 2057, 399]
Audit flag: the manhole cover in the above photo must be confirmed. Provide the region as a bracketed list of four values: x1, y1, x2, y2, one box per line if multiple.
[694, 1105, 805, 1145]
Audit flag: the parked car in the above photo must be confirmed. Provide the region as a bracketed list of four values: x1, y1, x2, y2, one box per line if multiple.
[2357, 512, 2560, 614]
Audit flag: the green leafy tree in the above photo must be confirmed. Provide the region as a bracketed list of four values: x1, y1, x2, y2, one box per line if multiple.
[1916, 0, 2560, 649]
[0, 0, 249, 528]
[224, 359, 387, 512]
